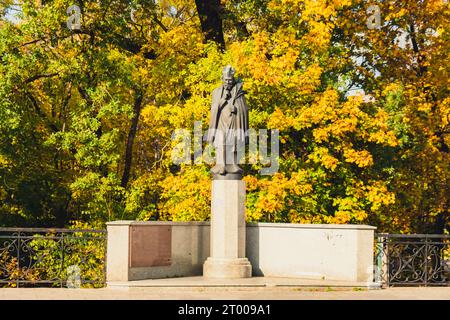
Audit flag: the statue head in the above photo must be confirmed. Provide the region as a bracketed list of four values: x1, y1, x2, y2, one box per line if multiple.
[222, 65, 236, 90]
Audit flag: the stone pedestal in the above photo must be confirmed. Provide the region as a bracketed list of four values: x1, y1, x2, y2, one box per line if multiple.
[203, 179, 252, 278]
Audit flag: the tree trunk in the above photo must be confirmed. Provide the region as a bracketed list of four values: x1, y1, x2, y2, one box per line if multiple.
[194, 0, 225, 50]
[121, 90, 143, 188]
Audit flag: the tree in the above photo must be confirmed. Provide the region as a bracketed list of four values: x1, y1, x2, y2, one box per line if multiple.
[0, 0, 448, 234]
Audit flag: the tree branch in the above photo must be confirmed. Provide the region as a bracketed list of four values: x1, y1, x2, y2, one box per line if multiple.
[25, 90, 59, 132]
[72, 26, 157, 59]
[25, 72, 59, 84]
[121, 88, 144, 188]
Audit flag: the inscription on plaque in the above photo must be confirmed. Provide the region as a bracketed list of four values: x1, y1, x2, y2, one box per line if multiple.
[129, 225, 172, 268]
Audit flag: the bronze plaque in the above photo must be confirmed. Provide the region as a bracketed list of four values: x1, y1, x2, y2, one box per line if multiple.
[129, 225, 172, 267]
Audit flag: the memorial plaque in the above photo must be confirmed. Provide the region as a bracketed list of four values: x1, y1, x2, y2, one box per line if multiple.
[129, 225, 172, 267]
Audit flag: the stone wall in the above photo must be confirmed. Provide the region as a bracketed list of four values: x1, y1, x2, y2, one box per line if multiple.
[106, 221, 375, 283]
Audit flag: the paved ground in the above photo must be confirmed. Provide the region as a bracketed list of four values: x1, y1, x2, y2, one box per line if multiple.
[0, 286, 449, 300]
[1, 276, 449, 300]
[107, 276, 377, 288]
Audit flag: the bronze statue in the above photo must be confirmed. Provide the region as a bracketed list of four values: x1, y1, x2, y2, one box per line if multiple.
[206, 65, 249, 178]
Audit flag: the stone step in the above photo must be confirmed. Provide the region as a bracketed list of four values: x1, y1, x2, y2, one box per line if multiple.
[107, 276, 381, 290]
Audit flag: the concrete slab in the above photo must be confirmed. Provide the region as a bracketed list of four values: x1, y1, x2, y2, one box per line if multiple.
[0, 287, 449, 300]
[107, 276, 380, 289]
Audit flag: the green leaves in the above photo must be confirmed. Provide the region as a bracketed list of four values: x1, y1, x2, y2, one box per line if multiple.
[0, 0, 447, 234]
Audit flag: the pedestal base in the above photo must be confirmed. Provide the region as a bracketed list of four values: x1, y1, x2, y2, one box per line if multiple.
[203, 257, 252, 279]
[203, 179, 252, 279]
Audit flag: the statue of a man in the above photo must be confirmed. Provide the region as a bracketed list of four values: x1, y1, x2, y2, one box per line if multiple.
[206, 65, 249, 177]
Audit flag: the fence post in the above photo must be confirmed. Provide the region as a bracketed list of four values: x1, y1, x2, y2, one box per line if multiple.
[61, 232, 65, 288]
[16, 231, 21, 288]
[375, 235, 382, 284]
[424, 236, 429, 286]
[384, 234, 389, 287]
[374, 233, 389, 287]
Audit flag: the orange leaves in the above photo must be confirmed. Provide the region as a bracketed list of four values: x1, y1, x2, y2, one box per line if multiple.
[271, 27, 301, 72]
[439, 97, 450, 127]
[242, 32, 272, 84]
[328, 211, 351, 224]
[244, 171, 313, 222]
[312, 128, 329, 143]
[290, 170, 314, 196]
[267, 0, 303, 15]
[299, 0, 345, 51]
[367, 109, 399, 147]
[303, 20, 333, 49]
[297, 90, 370, 145]
[267, 108, 295, 131]
[343, 148, 373, 168]
[158, 167, 211, 221]
[308, 147, 339, 171]
[301, 0, 339, 21]
[385, 8, 408, 20]
[365, 182, 396, 212]
[236, 29, 303, 87]
[286, 64, 323, 95]
[295, 89, 339, 129]
[157, 24, 204, 61]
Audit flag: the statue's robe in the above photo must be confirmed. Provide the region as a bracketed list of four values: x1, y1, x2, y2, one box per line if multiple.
[206, 81, 249, 149]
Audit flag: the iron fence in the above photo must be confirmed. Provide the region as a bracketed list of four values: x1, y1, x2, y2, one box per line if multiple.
[0, 228, 107, 288]
[374, 234, 450, 287]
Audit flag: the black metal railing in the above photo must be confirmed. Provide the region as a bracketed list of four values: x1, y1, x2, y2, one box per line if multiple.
[374, 234, 450, 287]
[0, 228, 107, 288]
